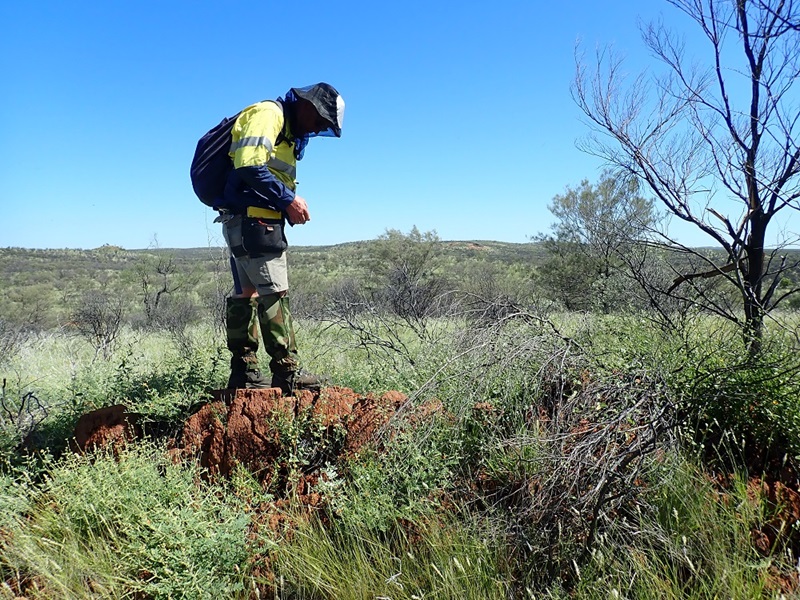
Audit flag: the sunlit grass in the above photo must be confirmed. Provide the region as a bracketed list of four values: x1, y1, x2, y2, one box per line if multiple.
[570, 454, 775, 600]
[271, 509, 512, 600]
[2, 311, 800, 598]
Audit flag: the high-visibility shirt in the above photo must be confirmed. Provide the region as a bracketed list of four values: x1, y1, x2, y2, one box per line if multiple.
[223, 100, 297, 212]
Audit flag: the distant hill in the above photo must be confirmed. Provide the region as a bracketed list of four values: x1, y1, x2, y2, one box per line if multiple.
[0, 240, 547, 328]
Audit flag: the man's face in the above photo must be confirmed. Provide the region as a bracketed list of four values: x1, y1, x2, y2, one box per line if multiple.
[294, 99, 333, 136]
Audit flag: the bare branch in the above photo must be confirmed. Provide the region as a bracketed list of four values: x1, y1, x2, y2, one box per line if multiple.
[574, 0, 800, 352]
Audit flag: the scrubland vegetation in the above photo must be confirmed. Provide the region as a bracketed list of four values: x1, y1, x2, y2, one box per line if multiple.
[2, 226, 800, 599]
[3, 1, 800, 595]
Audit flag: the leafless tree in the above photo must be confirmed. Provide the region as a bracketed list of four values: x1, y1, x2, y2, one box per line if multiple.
[138, 255, 182, 326]
[71, 293, 125, 359]
[574, 0, 800, 354]
[1, 379, 48, 449]
[325, 277, 420, 370]
[152, 296, 201, 355]
[757, 0, 800, 30]
[135, 247, 202, 331]
[200, 247, 234, 335]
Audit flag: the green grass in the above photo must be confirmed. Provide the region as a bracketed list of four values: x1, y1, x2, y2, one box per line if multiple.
[570, 454, 776, 599]
[2, 312, 800, 598]
[271, 511, 512, 599]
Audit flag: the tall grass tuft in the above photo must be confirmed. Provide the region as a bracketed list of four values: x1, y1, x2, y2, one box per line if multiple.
[271, 510, 512, 599]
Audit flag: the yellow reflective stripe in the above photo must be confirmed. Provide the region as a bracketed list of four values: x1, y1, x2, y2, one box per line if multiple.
[267, 157, 296, 179]
[246, 206, 283, 220]
[230, 135, 274, 154]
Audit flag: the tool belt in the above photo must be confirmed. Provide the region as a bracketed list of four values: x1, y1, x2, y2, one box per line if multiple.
[231, 206, 287, 257]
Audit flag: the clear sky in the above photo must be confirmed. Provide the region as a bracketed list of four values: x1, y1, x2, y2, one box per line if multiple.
[1, 0, 719, 250]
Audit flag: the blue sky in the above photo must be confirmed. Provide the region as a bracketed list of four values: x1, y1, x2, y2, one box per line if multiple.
[1, 1, 719, 249]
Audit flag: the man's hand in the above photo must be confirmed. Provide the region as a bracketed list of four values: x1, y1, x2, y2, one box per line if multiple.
[286, 195, 311, 225]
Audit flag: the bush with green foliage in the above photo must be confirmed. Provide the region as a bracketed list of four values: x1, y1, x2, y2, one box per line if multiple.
[671, 329, 800, 462]
[3, 236, 800, 598]
[0, 445, 252, 599]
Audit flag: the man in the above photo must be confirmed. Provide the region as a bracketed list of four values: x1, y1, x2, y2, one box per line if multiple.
[217, 83, 344, 394]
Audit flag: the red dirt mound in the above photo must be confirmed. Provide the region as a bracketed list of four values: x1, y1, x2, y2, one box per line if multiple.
[71, 404, 141, 453]
[178, 386, 409, 482]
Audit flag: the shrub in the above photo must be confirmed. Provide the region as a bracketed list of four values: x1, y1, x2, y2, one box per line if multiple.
[0, 319, 24, 367]
[335, 429, 456, 532]
[0, 444, 251, 599]
[69, 293, 125, 360]
[670, 330, 800, 465]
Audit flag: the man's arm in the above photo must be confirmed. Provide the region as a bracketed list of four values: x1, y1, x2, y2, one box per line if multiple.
[235, 165, 295, 210]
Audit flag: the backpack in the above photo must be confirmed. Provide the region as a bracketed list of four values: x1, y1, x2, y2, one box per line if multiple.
[190, 112, 240, 208]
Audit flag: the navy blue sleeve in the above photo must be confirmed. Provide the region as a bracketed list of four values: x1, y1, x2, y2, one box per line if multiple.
[235, 165, 296, 210]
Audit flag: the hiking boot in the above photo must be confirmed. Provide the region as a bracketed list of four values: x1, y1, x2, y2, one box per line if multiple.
[227, 354, 272, 389]
[271, 369, 329, 396]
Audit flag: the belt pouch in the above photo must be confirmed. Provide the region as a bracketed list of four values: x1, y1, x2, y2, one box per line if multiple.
[241, 217, 287, 256]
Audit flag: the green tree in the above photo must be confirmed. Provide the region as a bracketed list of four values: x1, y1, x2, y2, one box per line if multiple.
[537, 171, 659, 312]
[369, 226, 447, 323]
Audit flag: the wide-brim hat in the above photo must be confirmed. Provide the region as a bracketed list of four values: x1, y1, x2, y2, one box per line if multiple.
[288, 82, 345, 138]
